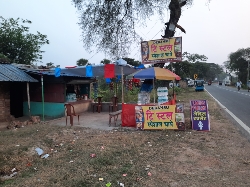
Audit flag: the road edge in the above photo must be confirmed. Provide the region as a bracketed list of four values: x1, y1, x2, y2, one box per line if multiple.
[205, 88, 250, 140]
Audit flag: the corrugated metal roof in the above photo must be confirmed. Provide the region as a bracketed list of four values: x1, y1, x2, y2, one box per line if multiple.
[0, 64, 38, 82]
[21, 68, 86, 78]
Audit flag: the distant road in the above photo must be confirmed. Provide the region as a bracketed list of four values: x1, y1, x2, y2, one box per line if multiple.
[205, 83, 250, 128]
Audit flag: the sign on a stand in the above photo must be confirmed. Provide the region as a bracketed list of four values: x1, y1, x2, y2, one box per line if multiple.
[194, 74, 198, 80]
[190, 100, 210, 131]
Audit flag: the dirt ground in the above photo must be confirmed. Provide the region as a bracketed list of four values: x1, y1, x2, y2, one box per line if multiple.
[1, 89, 250, 187]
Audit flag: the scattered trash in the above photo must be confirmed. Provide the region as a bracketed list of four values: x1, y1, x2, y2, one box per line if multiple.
[2, 172, 18, 180]
[90, 174, 97, 177]
[60, 143, 63, 146]
[70, 150, 72, 152]
[122, 174, 127, 176]
[69, 160, 74, 163]
[41, 154, 49, 159]
[145, 168, 149, 170]
[130, 160, 133, 164]
[106, 182, 111, 187]
[11, 168, 16, 172]
[148, 172, 152, 176]
[166, 135, 168, 137]
[26, 163, 32, 167]
[15, 145, 20, 146]
[99, 178, 103, 181]
[35, 148, 44, 156]
[101, 146, 105, 150]
[119, 182, 124, 187]
[90, 154, 96, 158]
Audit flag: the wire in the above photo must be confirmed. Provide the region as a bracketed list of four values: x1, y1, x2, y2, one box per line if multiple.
[88, 51, 99, 61]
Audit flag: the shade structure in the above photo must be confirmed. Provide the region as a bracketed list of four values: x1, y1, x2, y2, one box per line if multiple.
[127, 67, 180, 80]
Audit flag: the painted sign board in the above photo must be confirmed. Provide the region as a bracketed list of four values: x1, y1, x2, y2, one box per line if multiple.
[190, 100, 210, 131]
[135, 105, 177, 130]
[141, 37, 182, 64]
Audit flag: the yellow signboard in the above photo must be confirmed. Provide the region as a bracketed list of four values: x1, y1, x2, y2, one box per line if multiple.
[141, 37, 182, 64]
[141, 105, 177, 130]
[194, 74, 198, 79]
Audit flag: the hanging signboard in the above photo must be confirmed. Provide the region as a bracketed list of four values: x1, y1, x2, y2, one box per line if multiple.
[141, 37, 182, 64]
[135, 105, 177, 130]
[190, 100, 210, 131]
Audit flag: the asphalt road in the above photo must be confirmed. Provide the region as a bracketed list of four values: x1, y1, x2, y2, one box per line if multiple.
[205, 83, 250, 128]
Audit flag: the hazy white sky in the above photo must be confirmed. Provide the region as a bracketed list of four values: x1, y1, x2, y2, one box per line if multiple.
[1, 0, 250, 68]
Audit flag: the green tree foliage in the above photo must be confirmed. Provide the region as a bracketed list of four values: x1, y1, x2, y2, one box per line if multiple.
[226, 48, 250, 84]
[76, 58, 89, 66]
[0, 53, 10, 63]
[0, 17, 49, 65]
[182, 52, 208, 63]
[165, 52, 222, 81]
[122, 57, 141, 67]
[100, 59, 111, 64]
[72, 0, 196, 58]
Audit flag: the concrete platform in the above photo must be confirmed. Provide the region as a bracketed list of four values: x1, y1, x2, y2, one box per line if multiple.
[48, 111, 124, 131]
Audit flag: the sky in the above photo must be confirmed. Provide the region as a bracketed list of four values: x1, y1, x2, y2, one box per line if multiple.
[1, 0, 250, 68]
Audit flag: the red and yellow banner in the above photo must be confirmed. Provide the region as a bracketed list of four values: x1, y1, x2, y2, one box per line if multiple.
[141, 37, 182, 64]
[136, 105, 177, 130]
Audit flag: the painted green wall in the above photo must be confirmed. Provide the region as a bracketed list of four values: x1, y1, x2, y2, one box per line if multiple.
[23, 102, 65, 118]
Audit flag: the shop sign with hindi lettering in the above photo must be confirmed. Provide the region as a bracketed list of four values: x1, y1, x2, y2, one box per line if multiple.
[141, 37, 182, 64]
[190, 100, 210, 131]
[135, 105, 177, 130]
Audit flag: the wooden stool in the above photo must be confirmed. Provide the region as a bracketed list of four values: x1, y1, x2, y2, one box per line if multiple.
[109, 110, 122, 126]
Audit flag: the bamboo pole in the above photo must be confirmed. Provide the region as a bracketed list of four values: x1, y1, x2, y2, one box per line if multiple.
[41, 75, 44, 122]
[121, 66, 124, 103]
[26, 82, 31, 117]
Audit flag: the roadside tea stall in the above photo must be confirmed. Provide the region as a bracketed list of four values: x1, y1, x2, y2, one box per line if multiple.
[123, 67, 184, 130]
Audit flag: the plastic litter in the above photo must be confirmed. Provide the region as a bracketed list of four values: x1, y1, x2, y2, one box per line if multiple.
[35, 148, 44, 156]
[106, 182, 111, 187]
[90, 154, 96, 158]
[99, 178, 103, 181]
[41, 154, 49, 159]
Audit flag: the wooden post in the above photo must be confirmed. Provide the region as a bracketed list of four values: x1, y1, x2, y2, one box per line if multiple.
[121, 66, 124, 103]
[27, 82, 31, 117]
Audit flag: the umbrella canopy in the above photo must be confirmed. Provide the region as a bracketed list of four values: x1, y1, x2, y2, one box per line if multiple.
[127, 67, 180, 80]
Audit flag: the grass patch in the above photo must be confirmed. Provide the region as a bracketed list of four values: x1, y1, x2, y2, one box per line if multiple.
[1, 88, 250, 186]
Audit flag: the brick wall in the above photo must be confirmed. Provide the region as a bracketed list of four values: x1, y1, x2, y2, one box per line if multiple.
[0, 82, 10, 122]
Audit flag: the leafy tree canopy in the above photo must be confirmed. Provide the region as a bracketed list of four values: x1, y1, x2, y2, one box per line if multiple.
[100, 59, 111, 64]
[76, 58, 89, 66]
[72, 0, 198, 59]
[182, 52, 208, 63]
[225, 48, 250, 84]
[122, 57, 141, 67]
[0, 53, 10, 63]
[0, 17, 49, 65]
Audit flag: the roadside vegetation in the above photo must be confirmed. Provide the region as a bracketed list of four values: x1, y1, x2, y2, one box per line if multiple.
[1, 88, 250, 187]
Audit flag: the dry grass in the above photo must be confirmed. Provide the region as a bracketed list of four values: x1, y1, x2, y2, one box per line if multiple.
[1, 88, 250, 187]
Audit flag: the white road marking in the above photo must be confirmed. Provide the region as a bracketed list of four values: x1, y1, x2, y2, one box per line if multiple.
[205, 89, 250, 136]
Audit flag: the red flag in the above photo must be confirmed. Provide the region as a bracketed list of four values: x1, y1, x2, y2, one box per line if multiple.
[104, 64, 115, 78]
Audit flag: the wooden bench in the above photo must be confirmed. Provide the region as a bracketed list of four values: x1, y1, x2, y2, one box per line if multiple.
[109, 110, 122, 127]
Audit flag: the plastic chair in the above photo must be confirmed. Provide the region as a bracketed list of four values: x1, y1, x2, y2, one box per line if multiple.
[109, 96, 118, 113]
[92, 97, 102, 113]
[64, 103, 80, 126]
